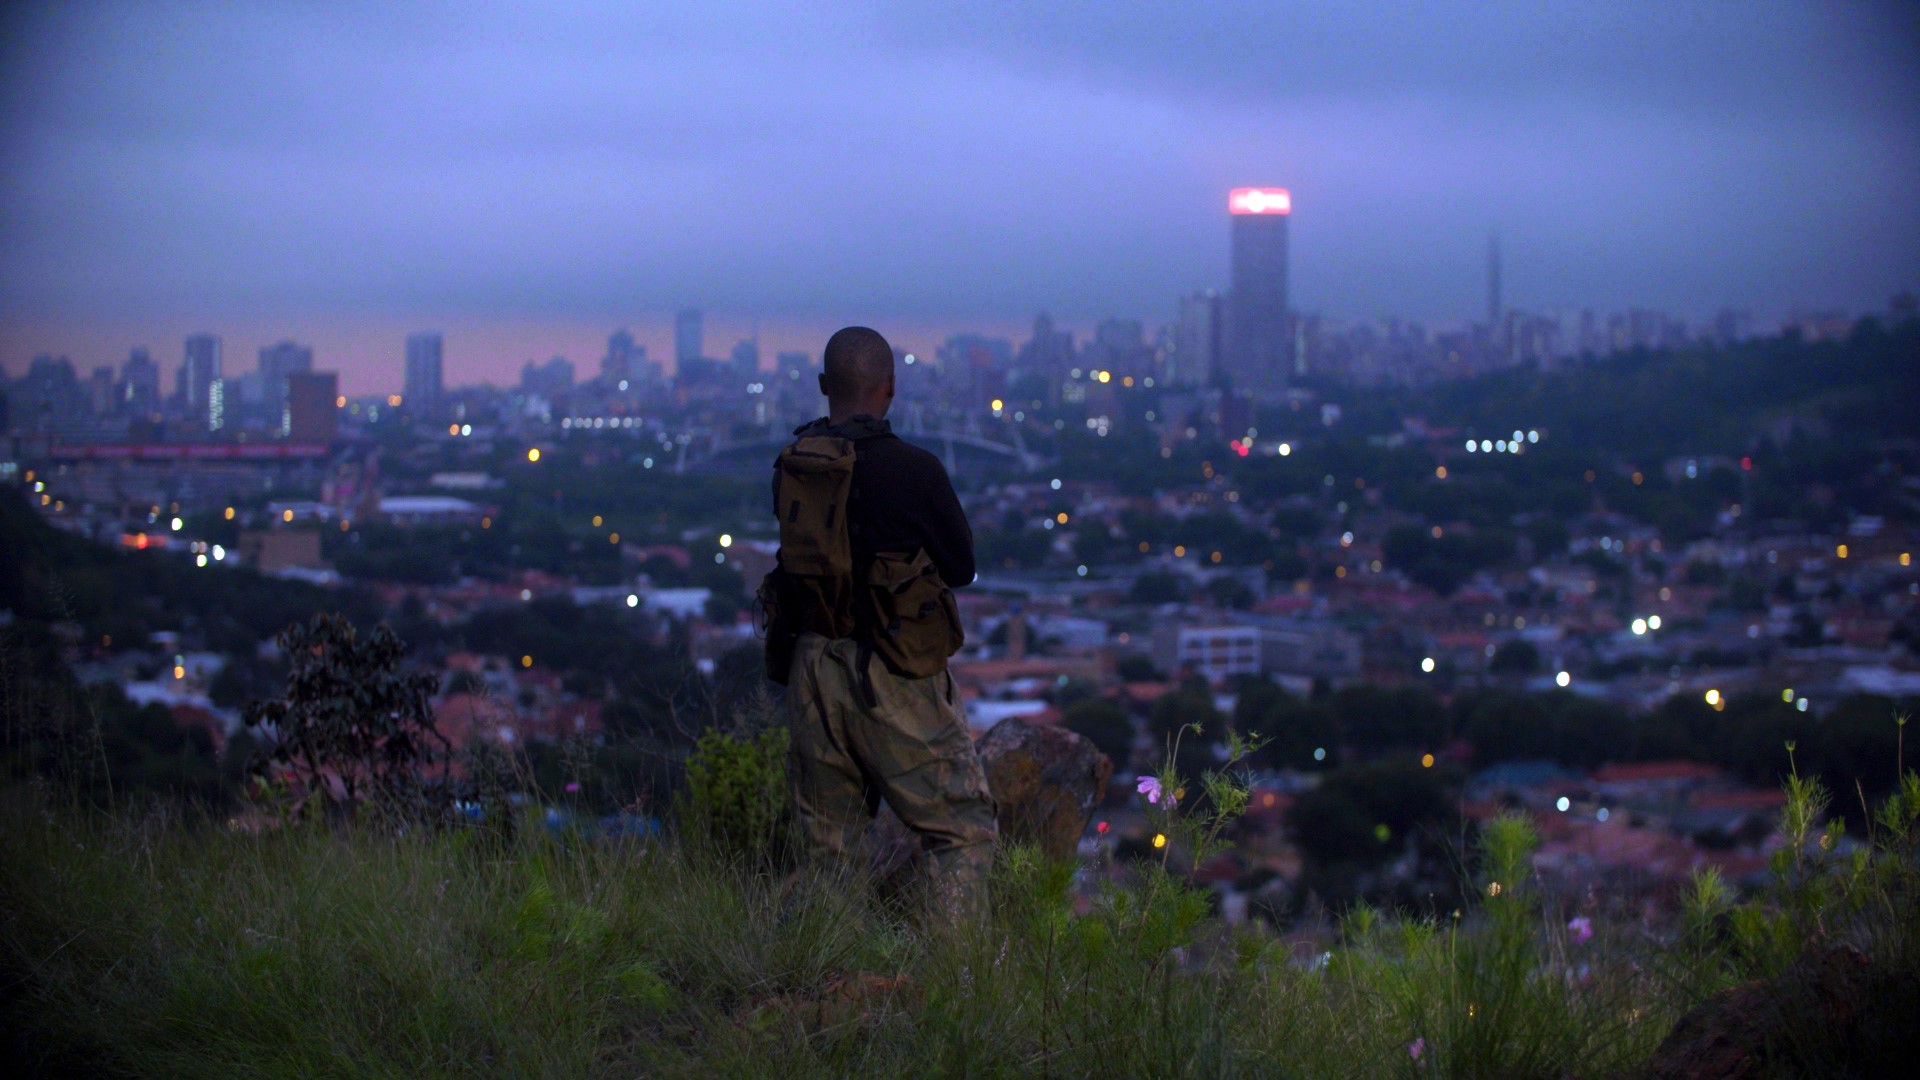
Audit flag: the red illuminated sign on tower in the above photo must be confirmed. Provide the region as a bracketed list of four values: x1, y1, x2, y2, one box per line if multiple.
[1228, 187, 1291, 215]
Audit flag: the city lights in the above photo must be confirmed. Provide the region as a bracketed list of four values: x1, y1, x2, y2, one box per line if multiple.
[1704, 689, 1721, 706]
[1421, 657, 1436, 673]
[527, 448, 541, 462]
[719, 534, 733, 547]
[627, 594, 639, 607]
[1631, 618, 1647, 635]
[1556, 797, 1571, 812]
[1421, 753, 1435, 768]
[1556, 671, 1571, 687]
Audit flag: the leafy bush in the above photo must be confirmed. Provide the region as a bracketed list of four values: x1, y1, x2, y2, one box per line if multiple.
[676, 726, 792, 864]
[242, 613, 446, 821]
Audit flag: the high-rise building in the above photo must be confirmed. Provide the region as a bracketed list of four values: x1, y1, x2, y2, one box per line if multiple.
[1175, 291, 1223, 386]
[87, 366, 116, 416]
[1224, 187, 1291, 396]
[674, 308, 704, 369]
[7, 355, 85, 435]
[258, 339, 314, 419]
[404, 332, 444, 413]
[120, 347, 160, 416]
[284, 371, 339, 443]
[602, 329, 637, 383]
[1015, 312, 1074, 380]
[730, 337, 760, 378]
[521, 356, 575, 399]
[183, 333, 223, 427]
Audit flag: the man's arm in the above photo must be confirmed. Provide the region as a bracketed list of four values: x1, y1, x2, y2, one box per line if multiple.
[921, 460, 976, 587]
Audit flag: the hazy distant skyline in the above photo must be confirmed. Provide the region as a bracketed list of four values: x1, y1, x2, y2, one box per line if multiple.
[3, 1, 1916, 391]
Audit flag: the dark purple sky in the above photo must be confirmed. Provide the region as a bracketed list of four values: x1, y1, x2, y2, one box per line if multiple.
[2, 1, 1916, 390]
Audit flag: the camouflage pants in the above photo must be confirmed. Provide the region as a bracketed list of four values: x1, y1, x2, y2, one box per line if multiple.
[786, 632, 996, 926]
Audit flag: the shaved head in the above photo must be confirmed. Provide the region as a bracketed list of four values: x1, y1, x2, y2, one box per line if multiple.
[821, 325, 895, 413]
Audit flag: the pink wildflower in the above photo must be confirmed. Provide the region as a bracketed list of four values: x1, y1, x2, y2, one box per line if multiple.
[564, 781, 581, 793]
[1095, 820, 1109, 834]
[1136, 775, 1164, 804]
[1568, 916, 1594, 943]
[1408, 1036, 1426, 1061]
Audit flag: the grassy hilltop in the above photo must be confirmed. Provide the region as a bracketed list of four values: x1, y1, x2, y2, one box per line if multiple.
[4, 759, 1918, 1079]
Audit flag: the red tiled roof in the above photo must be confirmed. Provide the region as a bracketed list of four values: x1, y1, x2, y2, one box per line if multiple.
[1119, 681, 1175, 704]
[1692, 789, 1786, 812]
[1592, 761, 1723, 784]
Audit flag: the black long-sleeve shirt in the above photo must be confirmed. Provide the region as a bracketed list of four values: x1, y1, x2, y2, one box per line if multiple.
[772, 414, 975, 587]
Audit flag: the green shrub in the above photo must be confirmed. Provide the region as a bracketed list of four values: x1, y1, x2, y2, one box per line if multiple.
[676, 726, 792, 864]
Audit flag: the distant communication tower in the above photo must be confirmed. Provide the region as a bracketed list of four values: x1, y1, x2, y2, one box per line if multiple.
[1225, 187, 1291, 397]
[1487, 232, 1502, 327]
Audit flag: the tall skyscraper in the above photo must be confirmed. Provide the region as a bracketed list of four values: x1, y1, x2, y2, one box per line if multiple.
[120, 347, 160, 416]
[258, 339, 314, 419]
[183, 333, 223, 429]
[674, 308, 704, 369]
[1016, 312, 1074, 380]
[1175, 291, 1223, 386]
[405, 332, 443, 413]
[729, 337, 760, 378]
[284, 371, 339, 443]
[1224, 187, 1291, 396]
[603, 328, 637, 383]
[1487, 233, 1502, 327]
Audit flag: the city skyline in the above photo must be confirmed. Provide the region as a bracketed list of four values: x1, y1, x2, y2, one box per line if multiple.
[3, 2, 1917, 392]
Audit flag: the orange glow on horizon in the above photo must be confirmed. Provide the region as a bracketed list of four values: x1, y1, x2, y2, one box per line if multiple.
[1229, 187, 1291, 215]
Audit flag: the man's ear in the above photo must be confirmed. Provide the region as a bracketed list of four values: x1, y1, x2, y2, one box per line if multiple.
[817, 372, 830, 398]
[884, 370, 896, 400]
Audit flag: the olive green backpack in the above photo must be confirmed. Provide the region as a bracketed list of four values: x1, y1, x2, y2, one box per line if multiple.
[758, 433, 963, 683]
[759, 435, 857, 682]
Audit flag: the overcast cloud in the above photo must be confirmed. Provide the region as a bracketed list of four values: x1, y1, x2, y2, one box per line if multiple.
[1, 1, 1915, 385]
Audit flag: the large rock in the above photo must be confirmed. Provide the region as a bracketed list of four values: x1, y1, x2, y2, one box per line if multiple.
[977, 717, 1113, 860]
[1641, 944, 1893, 1079]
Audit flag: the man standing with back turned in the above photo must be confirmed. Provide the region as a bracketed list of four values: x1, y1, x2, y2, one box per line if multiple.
[762, 325, 996, 927]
